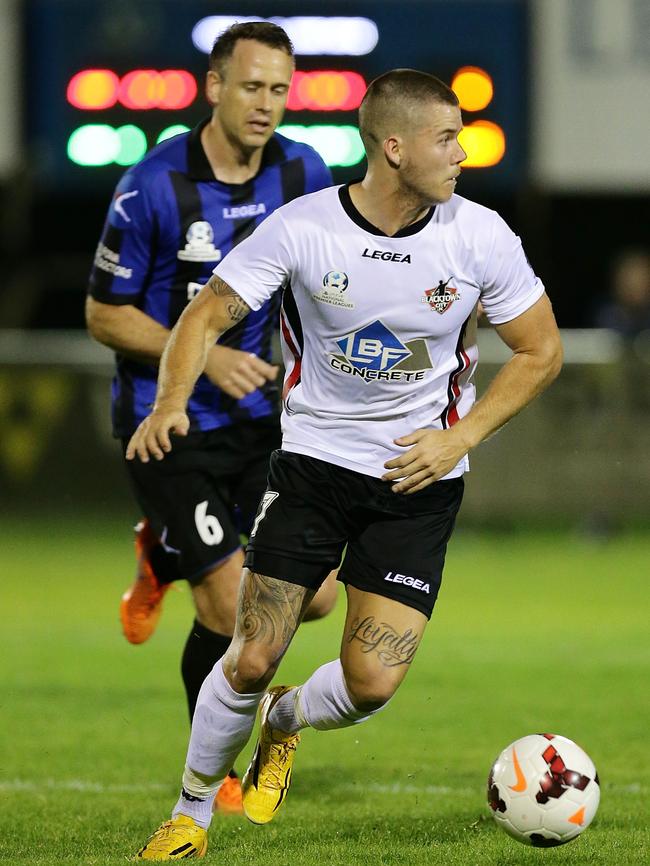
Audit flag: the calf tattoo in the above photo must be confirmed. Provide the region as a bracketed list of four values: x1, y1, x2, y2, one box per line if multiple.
[239, 571, 310, 647]
[208, 275, 251, 324]
[346, 616, 420, 666]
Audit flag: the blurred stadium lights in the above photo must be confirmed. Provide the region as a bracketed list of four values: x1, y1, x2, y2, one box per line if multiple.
[287, 71, 367, 111]
[67, 124, 147, 167]
[67, 69, 197, 110]
[157, 125, 191, 144]
[451, 66, 494, 112]
[459, 121, 506, 168]
[450, 66, 505, 168]
[268, 125, 364, 167]
[66, 123, 364, 169]
[191, 16, 379, 55]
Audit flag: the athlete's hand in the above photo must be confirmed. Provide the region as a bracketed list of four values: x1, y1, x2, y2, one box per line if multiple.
[382, 428, 469, 494]
[125, 409, 190, 463]
[204, 345, 278, 399]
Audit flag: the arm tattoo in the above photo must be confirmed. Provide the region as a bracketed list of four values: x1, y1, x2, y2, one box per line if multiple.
[346, 616, 420, 667]
[207, 275, 251, 324]
[238, 571, 312, 648]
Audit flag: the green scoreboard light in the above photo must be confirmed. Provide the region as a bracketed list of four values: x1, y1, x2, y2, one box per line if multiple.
[27, 0, 528, 189]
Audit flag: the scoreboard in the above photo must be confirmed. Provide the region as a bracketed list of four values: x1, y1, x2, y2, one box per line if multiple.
[26, 0, 528, 191]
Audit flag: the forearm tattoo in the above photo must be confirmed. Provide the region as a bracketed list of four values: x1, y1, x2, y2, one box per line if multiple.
[238, 571, 311, 647]
[346, 616, 420, 667]
[208, 275, 251, 323]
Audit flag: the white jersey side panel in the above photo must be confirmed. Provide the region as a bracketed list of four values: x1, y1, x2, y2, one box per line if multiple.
[215, 186, 545, 479]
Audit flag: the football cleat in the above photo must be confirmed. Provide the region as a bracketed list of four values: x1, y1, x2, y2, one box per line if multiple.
[136, 814, 207, 860]
[241, 685, 301, 824]
[213, 771, 243, 814]
[120, 519, 171, 644]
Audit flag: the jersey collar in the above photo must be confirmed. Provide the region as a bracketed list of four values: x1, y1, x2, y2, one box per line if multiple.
[338, 183, 436, 238]
[187, 118, 286, 182]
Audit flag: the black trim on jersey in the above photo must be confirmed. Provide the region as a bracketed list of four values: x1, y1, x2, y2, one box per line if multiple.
[338, 183, 436, 238]
[280, 158, 306, 204]
[230, 179, 258, 247]
[441, 315, 470, 429]
[168, 170, 207, 327]
[281, 282, 304, 354]
[186, 118, 286, 182]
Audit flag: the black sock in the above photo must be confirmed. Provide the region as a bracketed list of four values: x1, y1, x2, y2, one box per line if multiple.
[149, 544, 182, 585]
[181, 619, 232, 721]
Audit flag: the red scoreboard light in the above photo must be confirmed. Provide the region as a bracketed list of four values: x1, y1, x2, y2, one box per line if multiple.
[287, 71, 366, 111]
[67, 69, 197, 110]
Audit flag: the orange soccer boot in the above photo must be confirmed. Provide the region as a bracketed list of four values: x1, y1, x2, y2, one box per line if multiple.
[120, 520, 171, 644]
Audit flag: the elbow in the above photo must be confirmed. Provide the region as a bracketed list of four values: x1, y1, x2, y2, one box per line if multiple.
[85, 296, 112, 346]
[543, 333, 564, 384]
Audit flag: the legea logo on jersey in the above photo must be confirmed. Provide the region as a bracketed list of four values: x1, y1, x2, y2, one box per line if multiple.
[330, 320, 432, 382]
[177, 221, 221, 262]
[222, 203, 267, 219]
[314, 270, 354, 309]
[421, 277, 461, 314]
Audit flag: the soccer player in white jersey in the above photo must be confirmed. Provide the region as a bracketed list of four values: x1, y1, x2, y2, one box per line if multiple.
[127, 69, 563, 860]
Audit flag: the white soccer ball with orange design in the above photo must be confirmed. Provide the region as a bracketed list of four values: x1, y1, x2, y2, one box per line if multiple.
[487, 733, 600, 847]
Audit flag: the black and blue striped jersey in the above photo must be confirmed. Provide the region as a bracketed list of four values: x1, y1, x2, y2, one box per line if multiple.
[88, 119, 332, 437]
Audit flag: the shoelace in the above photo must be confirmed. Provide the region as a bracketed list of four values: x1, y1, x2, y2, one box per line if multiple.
[263, 739, 298, 788]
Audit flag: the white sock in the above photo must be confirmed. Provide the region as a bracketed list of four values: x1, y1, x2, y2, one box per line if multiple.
[172, 660, 264, 828]
[268, 659, 388, 733]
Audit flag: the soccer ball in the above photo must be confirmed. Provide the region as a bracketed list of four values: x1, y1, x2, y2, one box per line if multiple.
[323, 270, 349, 292]
[487, 734, 600, 847]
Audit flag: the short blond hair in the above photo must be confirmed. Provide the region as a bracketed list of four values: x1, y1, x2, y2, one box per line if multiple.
[359, 69, 458, 157]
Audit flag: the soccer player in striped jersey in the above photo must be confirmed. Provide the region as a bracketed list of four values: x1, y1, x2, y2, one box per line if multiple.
[127, 69, 563, 859]
[85, 22, 337, 813]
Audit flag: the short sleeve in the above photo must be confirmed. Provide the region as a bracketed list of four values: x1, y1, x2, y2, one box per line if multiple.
[213, 209, 295, 311]
[87, 170, 156, 305]
[479, 214, 545, 325]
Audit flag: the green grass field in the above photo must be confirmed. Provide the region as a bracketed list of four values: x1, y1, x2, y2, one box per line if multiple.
[1, 517, 648, 865]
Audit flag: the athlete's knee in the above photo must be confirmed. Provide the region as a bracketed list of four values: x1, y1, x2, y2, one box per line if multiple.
[222, 643, 280, 693]
[343, 668, 399, 712]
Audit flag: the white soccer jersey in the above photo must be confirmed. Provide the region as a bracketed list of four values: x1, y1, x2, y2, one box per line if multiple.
[215, 185, 545, 479]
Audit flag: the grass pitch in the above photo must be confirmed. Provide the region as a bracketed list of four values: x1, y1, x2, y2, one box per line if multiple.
[0, 517, 648, 865]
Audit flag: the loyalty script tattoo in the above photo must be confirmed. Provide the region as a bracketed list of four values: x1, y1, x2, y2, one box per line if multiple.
[346, 616, 420, 667]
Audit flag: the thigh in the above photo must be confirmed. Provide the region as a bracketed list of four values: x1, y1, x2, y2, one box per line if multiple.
[123, 432, 242, 584]
[224, 567, 315, 692]
[338, 477, 464, 618]
[340, 585, 429, 700]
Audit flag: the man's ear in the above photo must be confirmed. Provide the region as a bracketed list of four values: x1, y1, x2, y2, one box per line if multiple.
[383, 135, 402, 169]
[205, 70, 222, 108]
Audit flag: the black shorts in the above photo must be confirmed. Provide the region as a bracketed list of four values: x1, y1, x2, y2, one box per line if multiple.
[245, 450, 464, 618]
[123, 418, 281, 584]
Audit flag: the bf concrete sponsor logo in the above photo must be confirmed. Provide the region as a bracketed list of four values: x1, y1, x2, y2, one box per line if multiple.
[421, 277, 461, 314]
[177, 221, 221, 262]
[330, 320, 432, 382]
[314, 270, 354, 309]
[384, 572, 430, 593]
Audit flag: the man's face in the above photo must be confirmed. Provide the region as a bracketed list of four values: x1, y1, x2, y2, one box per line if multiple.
[399, 102, 466, 204]
[207, 39, 294, 151]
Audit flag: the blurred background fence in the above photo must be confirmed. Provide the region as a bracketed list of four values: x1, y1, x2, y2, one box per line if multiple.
[1, 328, 648, 527]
